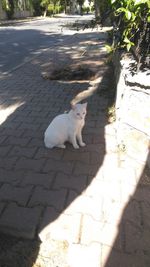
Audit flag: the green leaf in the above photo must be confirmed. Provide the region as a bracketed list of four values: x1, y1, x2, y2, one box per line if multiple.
[127, 43, 131, 51]
[105, 44, 114, 53]
[148, 15, 150, 22]
[131, 13, 136, 21]
[134, 0, 149, 5]
[125, 10, 132, 20]
[124, 36, 130, 43]
[111, 0, 117, 4]
[117, 7, 127, 13]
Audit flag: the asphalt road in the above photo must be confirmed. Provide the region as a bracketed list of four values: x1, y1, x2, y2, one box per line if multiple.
[0, 15, 93, 75]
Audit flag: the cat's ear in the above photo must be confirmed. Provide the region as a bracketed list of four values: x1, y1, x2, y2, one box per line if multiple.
[83, 102, 87, 109]
[71, 103, 76, 110]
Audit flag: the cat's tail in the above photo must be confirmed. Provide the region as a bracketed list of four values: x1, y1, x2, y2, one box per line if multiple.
[70, 76, 102, 106]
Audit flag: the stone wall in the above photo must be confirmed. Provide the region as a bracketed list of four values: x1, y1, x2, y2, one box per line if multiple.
[0, 7, 33, 20]
[13, 10, 33, 19]
[0, 2, 7, 19]
[114, 52, 150, 167]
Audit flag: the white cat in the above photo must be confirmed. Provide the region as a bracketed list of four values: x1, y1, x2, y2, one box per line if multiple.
[44, 103, 87, 149]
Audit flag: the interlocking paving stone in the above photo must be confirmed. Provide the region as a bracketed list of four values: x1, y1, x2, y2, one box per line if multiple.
[14, 158, 46, 172]
[39, 207, 81, 243]
[0, 169, 25, 184]
[0, 203, 42, 239]
[43, 158, 74, 174]
[80, 215, 123, 250]
[29, 187, 67, 211]
[67, 243, 101, 267]
[21, 171, 55, 188]
[0, 157, 18, 170]
[0, 203, 5, 216]
[9, 146, 37, 158]
[101, 245, 149, 267]
[53, 172, 87, 192]
[0, 184, 33, 206]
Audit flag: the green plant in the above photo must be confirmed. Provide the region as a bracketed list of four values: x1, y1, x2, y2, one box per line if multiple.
[47, 3, 63, 15]
[111, 0, 150, 51]
[40, 0, 60, 16]
[2, 0, 15, 19]
[82, 6, 90, 13]
[32, 0, 43, 15]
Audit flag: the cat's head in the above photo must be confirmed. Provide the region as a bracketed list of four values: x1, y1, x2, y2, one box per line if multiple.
[71, 103, 87, 120]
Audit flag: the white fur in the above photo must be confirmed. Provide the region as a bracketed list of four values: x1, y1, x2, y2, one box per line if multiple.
[44, 103, 87, 149]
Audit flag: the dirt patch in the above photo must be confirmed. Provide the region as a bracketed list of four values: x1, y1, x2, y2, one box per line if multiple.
[42, 64, 96, 81]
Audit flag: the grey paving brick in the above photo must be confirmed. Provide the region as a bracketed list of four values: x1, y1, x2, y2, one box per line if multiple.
[90, 151, 105, 164]
[133, 186, 150, 203]
[29, 187, 67, 211]
[124, 221, 150, 253]
[101, 245, 148, 267]
[0, 146, 12, 157]
[28, 137, 44, 147]
[9, 146, 37, 158]
[21, 171, 55, 188]
[0, 136, 8, 145]
[1, 128, 24, 137]
[122, 200, 141, 226]
[0, 203, 5, 216]
[0, 157, 18, 170]
[81, 215, 122, 250]
[73, 162, 99, 176]
[5, 136, 31, 146]
[34, 147, 64, 160]
[141, 201, 150, 229]
[18, 122, 40, 130]
[63, 151, 90, 164]
[0, 184, 33, 206]
[39, 207, 81, 243]
[2, 121, 21, 129]
[81, 143, 105, 153]
[22, 128, 44, 138]
[0, 203, 42, 239]
[53, 172, 87, 192]
[0, 169, 25, 184]
[15, 158, 46, 172]
[43, 158, 74, 174]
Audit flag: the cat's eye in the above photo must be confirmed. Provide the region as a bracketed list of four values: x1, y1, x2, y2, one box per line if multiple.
[77, 113, 80, 116]
[83, 112, 85, 115]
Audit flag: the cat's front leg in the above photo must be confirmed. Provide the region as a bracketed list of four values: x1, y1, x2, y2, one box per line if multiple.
[70, 133, 79, 149]
[77, 129, 86, 147]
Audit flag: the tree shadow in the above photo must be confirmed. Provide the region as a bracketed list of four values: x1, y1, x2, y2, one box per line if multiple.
[0, 28, 111, 266]
[0, 27, 74, 74]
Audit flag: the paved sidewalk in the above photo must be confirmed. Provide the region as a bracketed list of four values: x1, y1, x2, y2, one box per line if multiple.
[0, 25, 150, 267]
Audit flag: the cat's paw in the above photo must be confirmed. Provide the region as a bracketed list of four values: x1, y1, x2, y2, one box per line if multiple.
[80, 142, 86, 147]
[73, 144, 80, 149]
[57, 144, 66, 149]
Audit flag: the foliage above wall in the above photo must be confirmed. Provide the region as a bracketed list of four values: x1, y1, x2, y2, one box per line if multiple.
[106, 0, 150, 70]
[111, 0, 150, 50]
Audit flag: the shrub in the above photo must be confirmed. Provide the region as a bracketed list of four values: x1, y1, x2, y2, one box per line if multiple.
[111, 0, 150, 50]
[2, 0, 14, 19]
[108, 0, 150, 69]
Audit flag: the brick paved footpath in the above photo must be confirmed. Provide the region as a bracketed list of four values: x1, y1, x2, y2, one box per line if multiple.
[0, 26, 150, 267]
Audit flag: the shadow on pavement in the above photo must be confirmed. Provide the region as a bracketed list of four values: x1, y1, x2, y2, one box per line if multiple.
[0, 28, 74, 74]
